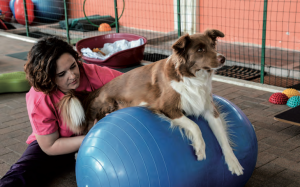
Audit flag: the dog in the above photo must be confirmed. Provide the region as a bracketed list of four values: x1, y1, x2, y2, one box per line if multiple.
[58, 29, 244, 176]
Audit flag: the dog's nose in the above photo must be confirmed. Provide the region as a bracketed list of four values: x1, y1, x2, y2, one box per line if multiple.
[218, 55, 226, 64]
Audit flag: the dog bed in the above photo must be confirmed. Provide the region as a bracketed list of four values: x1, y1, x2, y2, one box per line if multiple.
[59, 15, 115, 32]
[0, 71, 31, 93]
[76, 33, 147, 69]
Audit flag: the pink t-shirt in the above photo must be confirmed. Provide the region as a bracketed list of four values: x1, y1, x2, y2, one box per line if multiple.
[26, 63, 123, 144]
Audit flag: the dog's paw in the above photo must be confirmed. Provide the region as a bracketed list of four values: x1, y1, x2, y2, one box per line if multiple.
[225, 155, 244, 176]
[193, 139, 206, 161]
[196, 148, 206, 161]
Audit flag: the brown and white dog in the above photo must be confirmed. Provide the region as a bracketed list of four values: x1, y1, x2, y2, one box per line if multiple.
[58, 29, 244, 176]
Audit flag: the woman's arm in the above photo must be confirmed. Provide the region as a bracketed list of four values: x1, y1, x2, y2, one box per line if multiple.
[35, 132, 85, 156]
[35, 119, 97, 156]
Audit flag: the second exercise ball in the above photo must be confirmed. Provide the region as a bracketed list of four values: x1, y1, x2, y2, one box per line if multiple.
[9, 0, 16, 19]
[14, 0, 34, 25]
[31, 0, 64, 23]
[0, 0, 12, 22]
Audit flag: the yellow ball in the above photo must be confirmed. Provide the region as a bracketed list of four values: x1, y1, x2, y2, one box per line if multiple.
[282, 88, 300, 98]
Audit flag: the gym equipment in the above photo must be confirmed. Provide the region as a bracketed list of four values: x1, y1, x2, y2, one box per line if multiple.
[76, 95, 257, 187]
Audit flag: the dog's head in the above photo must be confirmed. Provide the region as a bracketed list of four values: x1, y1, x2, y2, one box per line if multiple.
[171, 29, 225, 76]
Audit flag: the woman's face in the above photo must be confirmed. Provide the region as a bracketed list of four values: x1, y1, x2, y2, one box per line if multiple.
[55, 53, 80, 93]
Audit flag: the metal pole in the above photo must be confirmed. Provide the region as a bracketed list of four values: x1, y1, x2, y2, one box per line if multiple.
[22, 0, 29, 37]
[114, 0, 119, 33]
[63, 0, 70, 44]
[177, 0, 181, 37]
[260, 0, 268, 84]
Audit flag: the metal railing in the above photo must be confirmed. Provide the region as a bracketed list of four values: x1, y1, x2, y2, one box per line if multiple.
[0, 0, 299, 89]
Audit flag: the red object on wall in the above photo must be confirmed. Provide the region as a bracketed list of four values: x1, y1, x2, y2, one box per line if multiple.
[269, 92, 289, 105]
[0, 0, 12, 22]
[14, 0, 34, 25]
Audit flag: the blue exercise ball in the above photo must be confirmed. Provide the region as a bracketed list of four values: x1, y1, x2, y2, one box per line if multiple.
[76, 95, 258, 187]
[31, 0, 63, 23]
[9, 0, 16, 19]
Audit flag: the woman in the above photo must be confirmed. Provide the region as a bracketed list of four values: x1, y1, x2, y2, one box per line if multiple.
[0, 37, 122, 187]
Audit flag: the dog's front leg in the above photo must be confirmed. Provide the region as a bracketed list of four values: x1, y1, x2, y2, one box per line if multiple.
[172, 115, 206, 161]
[203, 110, 244, 176]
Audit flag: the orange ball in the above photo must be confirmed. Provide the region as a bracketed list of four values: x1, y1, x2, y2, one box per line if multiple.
[98, 23, 112, 32]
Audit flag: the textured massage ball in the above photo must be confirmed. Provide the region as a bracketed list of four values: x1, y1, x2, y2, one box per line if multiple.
[269, 92, 289, 105]
[282, 88, 300, 98]
[287, 96, 300, 108]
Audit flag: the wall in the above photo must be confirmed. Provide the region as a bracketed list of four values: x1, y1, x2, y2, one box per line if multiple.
[199, 0, 300, 50]
[69, 0, 174, 32]
[69, 0, 300, 50]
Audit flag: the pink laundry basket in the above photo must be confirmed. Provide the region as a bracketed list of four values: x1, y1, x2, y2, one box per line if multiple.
[76, 33, 147, 69]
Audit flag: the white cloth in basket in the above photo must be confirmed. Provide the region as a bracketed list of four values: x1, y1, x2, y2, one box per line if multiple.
[81, 38, 144, 60]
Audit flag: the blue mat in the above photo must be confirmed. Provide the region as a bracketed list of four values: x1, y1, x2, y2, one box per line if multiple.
[6, 51, 28, 60]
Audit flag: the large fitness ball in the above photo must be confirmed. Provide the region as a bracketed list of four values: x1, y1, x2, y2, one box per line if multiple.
[76, 95, 258, 187]
[31, 0, 63, 23]
[14, 0, 34, 25]
[9, 0, 16, 19]
[0, 0, 12, 22]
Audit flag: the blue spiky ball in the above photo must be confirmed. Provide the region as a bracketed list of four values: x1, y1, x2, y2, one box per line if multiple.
[287, 96, 300, 108]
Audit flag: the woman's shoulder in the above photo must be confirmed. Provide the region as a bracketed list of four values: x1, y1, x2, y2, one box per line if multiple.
[26, 87, 55, 112]
[82, 63, 122, 74]
[26, 87, 49, 100]
[82, 62, 104, 73]
[82, 63, 123, 81]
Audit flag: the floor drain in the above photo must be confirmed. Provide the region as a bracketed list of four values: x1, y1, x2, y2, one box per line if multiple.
[143, 53, 169, 62]
[216, 65, 264, 80]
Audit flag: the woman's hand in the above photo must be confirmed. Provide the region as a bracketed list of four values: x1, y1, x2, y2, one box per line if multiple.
[94, 119, 98, 125]
[35, 131, 85, 156]
[92, 114, 109, 126]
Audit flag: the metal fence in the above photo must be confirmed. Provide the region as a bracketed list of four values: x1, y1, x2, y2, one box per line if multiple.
[0, 0, 299, 89]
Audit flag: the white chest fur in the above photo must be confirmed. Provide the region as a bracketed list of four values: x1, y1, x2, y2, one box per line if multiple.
[170, 70, 213, 117]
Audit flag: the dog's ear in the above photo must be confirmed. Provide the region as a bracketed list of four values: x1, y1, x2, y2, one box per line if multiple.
[172, 34, 191, 54]
[204, 29, 224, 41]
[171, 34, 190, 68]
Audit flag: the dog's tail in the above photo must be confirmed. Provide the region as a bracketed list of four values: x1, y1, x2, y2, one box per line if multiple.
[57, 90, 85, 134]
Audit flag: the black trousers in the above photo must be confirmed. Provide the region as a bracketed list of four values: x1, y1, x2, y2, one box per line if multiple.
[0, 140, 76, 187]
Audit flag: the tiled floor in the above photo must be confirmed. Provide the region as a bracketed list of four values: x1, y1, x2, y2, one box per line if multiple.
[0, 35, 300, 187]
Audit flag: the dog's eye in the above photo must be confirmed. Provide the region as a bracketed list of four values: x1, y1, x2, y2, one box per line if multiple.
[198, 48, 204, 52]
